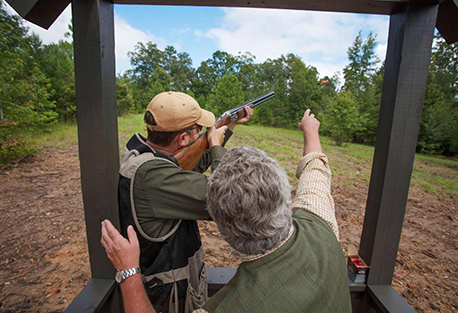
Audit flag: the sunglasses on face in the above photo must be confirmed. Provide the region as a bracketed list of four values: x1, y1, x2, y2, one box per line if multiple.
[186, 125, 203, 134]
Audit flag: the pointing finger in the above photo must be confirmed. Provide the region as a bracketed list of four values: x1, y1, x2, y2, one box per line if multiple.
[303, 109, 311, 118]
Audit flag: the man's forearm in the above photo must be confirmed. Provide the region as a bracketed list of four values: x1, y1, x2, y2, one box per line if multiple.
[100, 221, 154, 313]
[298, 109, 322, 155]
[120, 274, 155, 313]
[295, 109, 338, 237]
[303, 130, 323, 156]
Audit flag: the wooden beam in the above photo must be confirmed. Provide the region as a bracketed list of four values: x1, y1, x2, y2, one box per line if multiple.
[112, 0, 400, 15]
[64, 279, 116, 313]
[6, 0, 71, 29]
[436, 0, 458, 44]
[72, 0, 120, 280]
[367, 285, 416, 313]
[8, 0, 458, 43]
[206, 267, 367, 298]
[359, 2, 438, 285]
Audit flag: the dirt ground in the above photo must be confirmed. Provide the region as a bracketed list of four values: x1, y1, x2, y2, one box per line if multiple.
[0, 145, 457, 312]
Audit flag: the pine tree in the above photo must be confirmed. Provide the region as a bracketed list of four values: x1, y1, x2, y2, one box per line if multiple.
[209, 74, 244, 116]
[343, 31, 381, 144]
[0, 3, 57, 166]
[321, 92, 364, 146]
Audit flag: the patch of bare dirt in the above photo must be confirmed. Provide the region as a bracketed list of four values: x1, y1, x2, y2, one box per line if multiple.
[333, 173, 458, 312]
[0, 146, 89, 312]
[0, 145, 457, 312]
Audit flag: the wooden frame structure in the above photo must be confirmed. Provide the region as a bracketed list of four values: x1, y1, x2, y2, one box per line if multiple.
[7, 0, 458, 312]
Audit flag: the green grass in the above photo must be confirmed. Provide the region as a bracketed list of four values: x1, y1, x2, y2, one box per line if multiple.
[118, 114, 146, 145]
[27, 114, 147, 149]
[25, 122, 79, 148]
[27, 114, 458, 196]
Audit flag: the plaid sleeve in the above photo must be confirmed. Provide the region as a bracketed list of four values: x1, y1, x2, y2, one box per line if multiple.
[292, 152, 339, 240]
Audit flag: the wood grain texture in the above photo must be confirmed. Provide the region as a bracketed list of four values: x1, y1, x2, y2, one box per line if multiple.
[72, 0, 120, 280]
[8, 0, 458, 43]
[113, 0, 402, 15]
[367, 285, 416, 313]
[359, 2, 439, 286]
[176, 132, 209, 171]
[63, 279, 116, 313]
[6, 0, 71, 29]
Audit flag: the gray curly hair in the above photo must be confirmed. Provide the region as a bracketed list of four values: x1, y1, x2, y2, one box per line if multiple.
[207, 146, 292, 255]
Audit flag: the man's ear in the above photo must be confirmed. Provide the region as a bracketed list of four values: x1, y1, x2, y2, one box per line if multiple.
[177, 132, 190, 147]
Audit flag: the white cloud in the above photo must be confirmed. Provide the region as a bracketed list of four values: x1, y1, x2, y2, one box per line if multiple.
[376, 43, 388, 63]
[4, 3, 169, 74]
[199, 8, 389, 77]
[10, 5, 165, 74]
[114, 14, 169, 73]
[114, 14, 168, 63]
[4, 3, 389, 78]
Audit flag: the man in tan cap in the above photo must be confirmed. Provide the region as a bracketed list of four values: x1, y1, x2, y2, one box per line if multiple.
[117, 91, 253, 313]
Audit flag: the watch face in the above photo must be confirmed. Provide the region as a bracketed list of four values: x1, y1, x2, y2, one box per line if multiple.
[115, 271, 123, 283]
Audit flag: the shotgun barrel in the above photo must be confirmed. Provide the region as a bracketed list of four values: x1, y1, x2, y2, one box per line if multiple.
[215, 91, 275, 126]
[175, 91, 275, 170]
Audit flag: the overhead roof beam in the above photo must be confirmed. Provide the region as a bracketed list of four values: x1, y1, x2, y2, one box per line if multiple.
[6, 0, 71, 29]
[6, 0, 458, 43]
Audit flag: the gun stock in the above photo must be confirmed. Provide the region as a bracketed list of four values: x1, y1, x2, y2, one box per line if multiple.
[174, 91, 274, 170]
[174, 132, 209, 171]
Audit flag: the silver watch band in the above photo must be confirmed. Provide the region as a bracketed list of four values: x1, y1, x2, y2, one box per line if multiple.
[116, 266, 140, 283]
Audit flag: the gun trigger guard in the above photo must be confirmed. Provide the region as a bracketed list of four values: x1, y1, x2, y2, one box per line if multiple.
[230, 114, 238, 123]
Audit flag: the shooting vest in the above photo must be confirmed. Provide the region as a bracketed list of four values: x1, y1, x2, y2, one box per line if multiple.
[118, 133, 207, 313]
[203, 210, 352, 313]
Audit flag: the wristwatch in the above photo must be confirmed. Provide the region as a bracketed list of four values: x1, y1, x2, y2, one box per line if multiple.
[115, 267, 141, 284]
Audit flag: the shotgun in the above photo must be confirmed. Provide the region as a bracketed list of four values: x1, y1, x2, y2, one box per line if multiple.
[174, 91, 275, 170]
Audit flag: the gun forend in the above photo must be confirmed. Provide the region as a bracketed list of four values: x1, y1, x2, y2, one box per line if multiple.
[216, 91, 275, 127]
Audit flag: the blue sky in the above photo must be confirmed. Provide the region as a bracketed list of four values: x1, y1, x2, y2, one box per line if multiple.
[5, 3, 389, 79]
[113, 5, 225, 71]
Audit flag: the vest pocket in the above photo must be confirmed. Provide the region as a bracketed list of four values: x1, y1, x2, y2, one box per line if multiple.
[185, 266, 208, 312]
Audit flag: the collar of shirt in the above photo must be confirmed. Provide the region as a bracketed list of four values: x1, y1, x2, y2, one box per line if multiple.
[239, 225, 295, 262]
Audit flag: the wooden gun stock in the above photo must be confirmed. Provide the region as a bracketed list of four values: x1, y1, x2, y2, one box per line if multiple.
[173, 132, 209, 171]
[174, 91, 274, 170]
[173, 116, 232, 171]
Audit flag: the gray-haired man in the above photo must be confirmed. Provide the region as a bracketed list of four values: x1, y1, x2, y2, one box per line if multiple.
[101, 109, 352, 313]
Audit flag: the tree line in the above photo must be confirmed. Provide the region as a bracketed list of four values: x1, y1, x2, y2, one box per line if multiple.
[0, 2, 75, 165]
[117, 30, 458, 156]
[1, 2, 457, 167]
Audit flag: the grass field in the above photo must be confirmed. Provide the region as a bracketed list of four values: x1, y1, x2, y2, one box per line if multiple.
[29, 113, 458, 196]
[7, 113, 458, 312]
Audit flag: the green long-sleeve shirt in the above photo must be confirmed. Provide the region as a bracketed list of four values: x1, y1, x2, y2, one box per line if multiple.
[133, 143, 228, 239]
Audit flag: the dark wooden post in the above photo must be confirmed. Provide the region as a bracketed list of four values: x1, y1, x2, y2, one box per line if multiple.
[359, 2, 439, 286]
[72, 0, 119, 280]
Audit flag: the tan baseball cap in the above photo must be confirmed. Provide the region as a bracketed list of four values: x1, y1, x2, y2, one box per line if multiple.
[145, 91, 215, 132]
